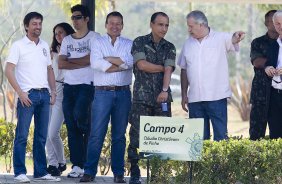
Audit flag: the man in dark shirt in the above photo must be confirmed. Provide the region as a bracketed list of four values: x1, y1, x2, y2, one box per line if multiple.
[249, 10, 278, 140]
[264, 10, 282, 139]
[127, 12, 176, 184]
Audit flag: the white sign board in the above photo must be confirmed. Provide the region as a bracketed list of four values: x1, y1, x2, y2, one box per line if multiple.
[139, 116, 204, 161]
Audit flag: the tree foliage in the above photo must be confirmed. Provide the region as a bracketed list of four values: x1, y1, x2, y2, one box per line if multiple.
[52, 0, 112, 17]
[257, 4, 282, 12]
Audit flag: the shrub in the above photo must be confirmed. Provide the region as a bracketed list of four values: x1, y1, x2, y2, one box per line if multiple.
[2, 120, 281, 183]
[230, 76, 251, 121]
[0, 119, 15, 173]
[149, 138, 282, 184]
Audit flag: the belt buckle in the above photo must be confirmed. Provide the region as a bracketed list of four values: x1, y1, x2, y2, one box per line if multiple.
[109, 86, 116, 91]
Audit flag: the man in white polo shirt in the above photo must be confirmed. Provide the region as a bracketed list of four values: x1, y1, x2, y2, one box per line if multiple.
[178, 10, 245, 141]
[264, 10, 282, 139]
[58, 4, 100, 178]
[5, 12, 60, 182]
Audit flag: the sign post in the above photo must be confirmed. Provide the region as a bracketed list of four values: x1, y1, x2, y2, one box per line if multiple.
[139, 116, 204, 183]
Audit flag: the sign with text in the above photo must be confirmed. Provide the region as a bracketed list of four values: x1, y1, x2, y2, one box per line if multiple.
[139, 116, 204, 161]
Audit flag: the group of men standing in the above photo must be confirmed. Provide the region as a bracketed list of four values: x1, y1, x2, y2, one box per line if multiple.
[5, 3, 282, 184]
[249, 10, 282, 140]
[5, 4, 176, 184]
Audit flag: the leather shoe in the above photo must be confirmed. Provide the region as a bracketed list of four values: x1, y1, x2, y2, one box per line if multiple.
[58, 163, 66, 173]
[47, 165, 61, 176]
[129, 176, 141, 184]
[114, 175, 126, 183]
[79, 174, 94, 182]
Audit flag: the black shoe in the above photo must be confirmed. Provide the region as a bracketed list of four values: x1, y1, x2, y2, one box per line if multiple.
[114, 175, 126, 183]
[58, 163, 67, 173]
[129, 176, 141, 184]
[79, 174, 94, 183]
[47, 165, 61, 176]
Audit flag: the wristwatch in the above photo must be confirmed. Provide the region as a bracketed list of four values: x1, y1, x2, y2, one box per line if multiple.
[162, 88, 168, 92]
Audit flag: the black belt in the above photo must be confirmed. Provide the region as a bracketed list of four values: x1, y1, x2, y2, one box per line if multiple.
[271, 87, 282, 94]
[95, 85, 130, 91]
[28, 88, 48, 92]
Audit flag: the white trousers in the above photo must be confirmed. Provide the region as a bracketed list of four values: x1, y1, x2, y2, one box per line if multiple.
[46, 83, 66, 167]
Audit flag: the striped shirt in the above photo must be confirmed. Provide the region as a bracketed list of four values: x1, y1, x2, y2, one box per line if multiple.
[90, 34, 133, 86]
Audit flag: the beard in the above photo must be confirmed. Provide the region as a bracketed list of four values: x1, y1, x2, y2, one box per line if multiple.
[32, 29, 41, 37]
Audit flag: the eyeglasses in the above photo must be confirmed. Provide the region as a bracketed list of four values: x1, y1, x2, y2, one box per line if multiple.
[71, 15, 84, 20]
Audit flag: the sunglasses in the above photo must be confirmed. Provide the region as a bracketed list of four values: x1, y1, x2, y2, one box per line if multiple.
[71, 15, 84, 20]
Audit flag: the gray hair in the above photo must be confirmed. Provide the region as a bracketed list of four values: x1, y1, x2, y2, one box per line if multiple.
[273, 10, 282, 21]
[186, 10, 208, 27]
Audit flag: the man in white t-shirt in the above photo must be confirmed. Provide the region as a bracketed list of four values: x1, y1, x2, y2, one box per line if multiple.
[5, 12, 60, 182]
[178, 10, 245, 141]
[58, 4, 100, 178]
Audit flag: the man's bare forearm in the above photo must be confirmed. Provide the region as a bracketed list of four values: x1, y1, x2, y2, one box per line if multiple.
[58, 55, 89, 69]
[105, 57, 124, 66]
[68, 54, 90, 66]
[252, 57, 267, 69]
[5, 63, 22, 94]
[163, 66, 173, 90]
[47, 66, 56, 92]
[180, 69, 188, 98]
[105, 64, 122, 73]
[136, 60, 164, 73]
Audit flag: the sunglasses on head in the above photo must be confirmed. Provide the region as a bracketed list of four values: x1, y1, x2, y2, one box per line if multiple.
[71, 15, 84, 20]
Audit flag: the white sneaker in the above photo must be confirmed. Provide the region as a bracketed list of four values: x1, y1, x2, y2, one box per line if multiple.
[14, 174, 30, 183]
[33, 174, 61, 182]
[67, 166, 84, 178]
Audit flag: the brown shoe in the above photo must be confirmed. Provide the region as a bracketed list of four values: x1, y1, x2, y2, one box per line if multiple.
[79, 174, 94, 183]
[114, 175, 126, 183]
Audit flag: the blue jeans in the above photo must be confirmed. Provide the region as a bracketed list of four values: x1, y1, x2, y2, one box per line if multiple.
[84, 89, 131, 176]
[189, 98, 228, 141]
[13, 89, 50, 177]
[62, 84, 94, 168]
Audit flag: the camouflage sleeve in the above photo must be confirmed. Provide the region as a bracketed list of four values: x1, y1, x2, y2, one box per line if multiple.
[250, 38, 265, 64]
[164, 44, 176, 70]
[131, 37, 146, 64]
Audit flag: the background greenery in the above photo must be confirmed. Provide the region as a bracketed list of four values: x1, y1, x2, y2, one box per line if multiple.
[1, 1, 282, 182]
[1, 1, 282, 122]
[1, 119, 281, 183]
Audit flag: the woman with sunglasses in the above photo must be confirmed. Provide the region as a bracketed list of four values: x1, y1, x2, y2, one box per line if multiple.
[46, 22, 75, 176]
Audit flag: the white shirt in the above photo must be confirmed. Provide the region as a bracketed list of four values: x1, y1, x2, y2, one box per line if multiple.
[59, 31, 100, 85]
[271, 38, 282, 89]
[6, 36, 52, 92]
[178, 29, 238, 103]
[90, 34, 133, 86]
[52, 52, 64, 82]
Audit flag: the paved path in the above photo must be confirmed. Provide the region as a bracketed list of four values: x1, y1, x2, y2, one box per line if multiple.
[0, 174, 147, 184]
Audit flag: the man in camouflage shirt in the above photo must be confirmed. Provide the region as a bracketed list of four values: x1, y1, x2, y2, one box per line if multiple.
[127, 12, 176, 184]
[249, 10, 278, 140]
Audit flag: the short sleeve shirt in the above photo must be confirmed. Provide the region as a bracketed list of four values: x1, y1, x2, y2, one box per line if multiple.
[178, 29, 236, 103]
[250, 33, 277, 63]
[250, 33, 276, 104]
[59, 31, 100, 85]
[131, 33, 176, 105]
[6, 36, 51, 92]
